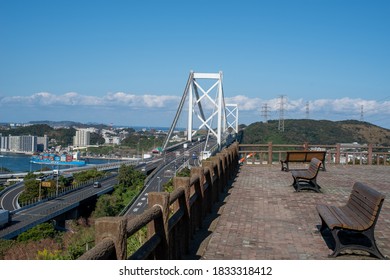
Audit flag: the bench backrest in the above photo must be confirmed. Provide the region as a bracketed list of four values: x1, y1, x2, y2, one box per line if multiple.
[307, 157, 322, 177]
[305, 151, 326, 161]
[346, 182, 386, 231]
[287, 152, 307, 161]
[286, 151, 326, 162]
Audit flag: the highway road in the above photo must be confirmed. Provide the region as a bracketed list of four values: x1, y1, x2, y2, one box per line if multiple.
[0, 183, 23, 210]
[0, 176, 118, 239]
[125, 139, 214, 216]
[0, 159, 159, 212]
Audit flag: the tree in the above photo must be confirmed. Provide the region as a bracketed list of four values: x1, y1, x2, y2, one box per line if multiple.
[17, 223, 58, 242]
[118, 165, 145, 189]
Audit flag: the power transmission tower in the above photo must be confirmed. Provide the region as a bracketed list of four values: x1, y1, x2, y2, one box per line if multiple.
[261, 103, 269, 123]
[360, 105, 364, 121]
[306, 101, 310, 119]
[278, 95, 285, 132]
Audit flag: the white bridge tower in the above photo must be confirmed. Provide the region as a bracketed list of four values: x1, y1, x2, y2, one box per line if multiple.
[163, 71, 234, 151]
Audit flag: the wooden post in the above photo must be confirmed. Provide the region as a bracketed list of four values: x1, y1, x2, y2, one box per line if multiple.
[173, 176, 191, 256]
[268, 142, 273, 164]
[368, 143, 373, 165]
[147, 192, 170, 259]
[95, 217, 127, 260]
[191, 168, 205, 230]
[218, 153, 227, 192]
[202, 160, 217, 203]
[336, 143, 341, 164]
[222, 149, 233, 179]
[211, 156, 222, 194]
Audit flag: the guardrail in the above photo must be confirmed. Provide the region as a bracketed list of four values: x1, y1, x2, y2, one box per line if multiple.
[78, 142, 239, 260]
[15, 173, 116, 211]
[239, 142, 390, 166]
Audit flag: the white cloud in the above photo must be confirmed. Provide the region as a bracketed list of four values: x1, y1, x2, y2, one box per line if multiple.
[1, 92, 389, 127]
[0, 92, 180, 108]
[225, 95, 262, 110]
[104, 92, 180, 108]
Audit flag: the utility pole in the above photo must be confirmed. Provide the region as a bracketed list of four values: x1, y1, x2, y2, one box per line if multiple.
[278, 95, 286, 132]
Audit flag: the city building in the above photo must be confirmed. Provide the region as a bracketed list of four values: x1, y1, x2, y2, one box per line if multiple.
[1, 135, 37, 153]
[73, 129, 91, 147]
[0, 134, 9, 152]
[37, 135, 49, 152]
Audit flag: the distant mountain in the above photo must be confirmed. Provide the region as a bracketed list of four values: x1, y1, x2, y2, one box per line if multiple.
[28, 120, 98, 128]
[241, 119, 390, 146]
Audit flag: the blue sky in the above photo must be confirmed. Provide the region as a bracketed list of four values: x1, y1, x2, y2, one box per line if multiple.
[0, 0, 389, 129]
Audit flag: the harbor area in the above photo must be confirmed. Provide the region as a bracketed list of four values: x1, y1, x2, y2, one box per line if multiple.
[196, 164, 390, 260]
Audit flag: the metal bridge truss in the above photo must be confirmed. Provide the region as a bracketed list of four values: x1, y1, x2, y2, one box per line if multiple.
[225, 103, 239, 134]
[163, 71, 234, 151]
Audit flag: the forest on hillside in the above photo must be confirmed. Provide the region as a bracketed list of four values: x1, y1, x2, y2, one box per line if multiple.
[241, 119, 390, 146]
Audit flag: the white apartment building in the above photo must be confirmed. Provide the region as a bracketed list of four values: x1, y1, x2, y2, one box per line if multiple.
[0, 134, 9, 152]
[73, 129, 91, 147]
[4, 135, 37, 153]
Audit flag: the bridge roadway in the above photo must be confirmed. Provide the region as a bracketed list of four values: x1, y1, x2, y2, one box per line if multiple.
[0, 176, 118, 239]
[0, 158, 143, 180]
[124, 139, 215, 216]
[0, 159, 159, 212]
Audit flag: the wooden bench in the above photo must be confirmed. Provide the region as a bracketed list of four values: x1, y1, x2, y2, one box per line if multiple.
[316, 182, 386, 259]
[291, 157, 322, 192]
[281, 150, 326, 171]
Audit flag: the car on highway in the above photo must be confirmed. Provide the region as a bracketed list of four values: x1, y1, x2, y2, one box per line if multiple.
[93, 181, 101, 188]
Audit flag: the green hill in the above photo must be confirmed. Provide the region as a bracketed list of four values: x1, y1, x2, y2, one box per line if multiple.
[241, 119, 390, 146]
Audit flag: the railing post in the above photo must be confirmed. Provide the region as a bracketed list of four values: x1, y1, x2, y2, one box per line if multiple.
[173, 177, 191, 257]
[368, 143, 373, 165]
[336, 143, 341, 164]
[202, 161, 217, 203]
[211, 156, 223, 194]
[147, 192, 170, 259]
[226, 148, 234, 178]
[191, 167, 206, 221]
[191, 168, 205, 229]
[218, 153, 227, 192]
[268, 142, 273, 164]
[95, 216, 127, 260]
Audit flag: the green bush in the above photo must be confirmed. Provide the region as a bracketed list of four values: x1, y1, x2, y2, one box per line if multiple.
[17, 223, 58, 242]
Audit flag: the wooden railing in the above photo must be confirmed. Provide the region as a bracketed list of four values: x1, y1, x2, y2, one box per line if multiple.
[239, 142, 390, 166]
[78, 142, 239, 260]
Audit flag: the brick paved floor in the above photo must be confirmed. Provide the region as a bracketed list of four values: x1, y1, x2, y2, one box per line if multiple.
[200, 164, 390, 260]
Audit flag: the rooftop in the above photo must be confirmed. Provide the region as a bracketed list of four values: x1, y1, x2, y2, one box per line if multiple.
[195, 164, 390, 260]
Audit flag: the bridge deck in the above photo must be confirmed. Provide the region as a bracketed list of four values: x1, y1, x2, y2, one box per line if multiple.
[198, 165, 390, 260]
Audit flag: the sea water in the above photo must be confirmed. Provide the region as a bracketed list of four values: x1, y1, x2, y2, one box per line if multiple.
[0, 153, 111, 173]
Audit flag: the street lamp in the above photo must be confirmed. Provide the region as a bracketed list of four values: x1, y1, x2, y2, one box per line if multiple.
[54, 168, 59, 197]
[157, 176, 162, 192]
[36, 178, 42, 201]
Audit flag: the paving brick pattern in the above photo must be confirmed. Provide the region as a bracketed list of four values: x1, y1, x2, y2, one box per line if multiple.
[201, 164, 390, 260]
